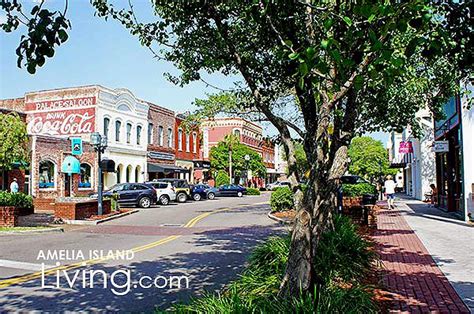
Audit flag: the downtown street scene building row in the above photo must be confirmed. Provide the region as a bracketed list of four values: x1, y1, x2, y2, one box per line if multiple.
[0, 85, 286, 200]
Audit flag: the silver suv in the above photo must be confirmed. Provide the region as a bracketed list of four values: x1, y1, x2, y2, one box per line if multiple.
[146, 181, 177, 205]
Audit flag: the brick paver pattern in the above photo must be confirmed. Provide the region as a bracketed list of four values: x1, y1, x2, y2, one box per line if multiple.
[373, 204, 469, 313]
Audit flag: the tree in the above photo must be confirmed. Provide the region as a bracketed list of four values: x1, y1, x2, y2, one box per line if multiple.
[215, 170, 230, 188]
[348, 136, 397, 183]
[0, 112, 29, 189]
[89, 1, 472, 296]
[210, 136, 266, 183]
[3, 0, 472, 297]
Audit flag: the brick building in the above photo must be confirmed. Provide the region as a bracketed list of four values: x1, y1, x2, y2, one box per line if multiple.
[175, 114, 203, 183]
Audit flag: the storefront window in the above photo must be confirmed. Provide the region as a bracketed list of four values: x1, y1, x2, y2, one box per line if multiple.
[39, 160, 55, 189]
[137, 125, 142, 145]
[126, 123, 132, 144]
[79, 163, 92, 188]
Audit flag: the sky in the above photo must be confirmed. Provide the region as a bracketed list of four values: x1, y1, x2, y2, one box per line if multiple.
[0, 0, 388, 145]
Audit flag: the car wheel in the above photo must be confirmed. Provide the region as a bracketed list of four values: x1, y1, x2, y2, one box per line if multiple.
[207, 192, 215, 200]
[177, 192, 187, 203]
[159, 195, 170, 205]
[193, 193, 201, 201]
[139, 196, 152, 208]
[237, 191, 243, 197]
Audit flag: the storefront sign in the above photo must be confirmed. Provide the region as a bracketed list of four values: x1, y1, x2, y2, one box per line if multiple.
[26, 108, 95, 136]
[193, 161, 211, 169]
[25, 96, 96, 112]
[71, 138, 83, 155]
[433, 140, 449, 153]
[399, 141, 413, 154]
[148, 151, 175, 161]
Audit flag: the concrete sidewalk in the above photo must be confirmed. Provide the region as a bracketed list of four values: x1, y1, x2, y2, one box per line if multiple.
[374, 196, 473, 312]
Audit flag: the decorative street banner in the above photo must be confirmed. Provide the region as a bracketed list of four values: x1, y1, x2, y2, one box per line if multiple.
[399, 141, 414, 154]
[25, 97, 96, 136]
[71, 138, 83, 156]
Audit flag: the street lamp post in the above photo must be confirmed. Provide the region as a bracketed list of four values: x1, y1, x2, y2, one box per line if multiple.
[90, 132, 108, 215]
[244, 154, 250, 186]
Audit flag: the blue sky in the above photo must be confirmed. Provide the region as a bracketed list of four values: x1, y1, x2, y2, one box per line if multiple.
[0, 1, 388, 145]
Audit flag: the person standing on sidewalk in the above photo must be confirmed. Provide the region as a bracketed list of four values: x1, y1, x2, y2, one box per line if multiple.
[384, 175, 396, 209]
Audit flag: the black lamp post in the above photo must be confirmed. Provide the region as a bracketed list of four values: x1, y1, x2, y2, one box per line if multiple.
[90, 132, 108, 215]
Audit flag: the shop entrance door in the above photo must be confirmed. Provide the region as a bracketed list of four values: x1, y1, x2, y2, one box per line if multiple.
[64, 174, 71, 197]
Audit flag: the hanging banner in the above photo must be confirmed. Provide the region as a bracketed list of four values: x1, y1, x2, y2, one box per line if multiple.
[399, 141, 414, 154]
[433, 140, 449, 153]
[71, 138, 83, 156]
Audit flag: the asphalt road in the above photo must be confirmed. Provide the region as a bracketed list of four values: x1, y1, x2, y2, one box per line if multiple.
[0, 193, 284, 312]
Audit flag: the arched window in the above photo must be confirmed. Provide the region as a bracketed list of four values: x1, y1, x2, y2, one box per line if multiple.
[158, 126, 164, 146]
[117, 165, 122, 183]
[39, 160, 55, 189]
[115, 120, 121, 142]
[126, 165, 132, 182]
[135, 167, 140, 183]
[192, 132, 197, 153]
[167, 127, 173, 147]
[126, 123, 132, 144]
[148, 123, 153, 144]
[178, 128, 183, 151]
[137, 125, 142, 145]
[79, 163, 92, 188]
[233, 129, 241, 138]
[104, 118, 110, 137]
[185, 133, 190, 152]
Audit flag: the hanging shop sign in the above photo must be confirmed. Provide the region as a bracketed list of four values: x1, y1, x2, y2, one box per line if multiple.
[399, 141, 414, 154]
[71, 138, 83, 156]
[433, 140, 449, 153]
[148, 151, 175, 161]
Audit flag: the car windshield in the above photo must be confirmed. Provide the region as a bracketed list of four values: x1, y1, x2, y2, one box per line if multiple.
[107, 184, 124, 192]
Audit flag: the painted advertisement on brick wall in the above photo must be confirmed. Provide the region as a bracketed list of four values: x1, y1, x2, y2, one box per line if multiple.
[25, 97, 96, 136]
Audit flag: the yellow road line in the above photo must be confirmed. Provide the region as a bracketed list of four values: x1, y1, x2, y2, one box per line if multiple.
[0, 205, 238, 289]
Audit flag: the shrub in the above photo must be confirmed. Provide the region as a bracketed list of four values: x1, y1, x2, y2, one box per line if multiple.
[270, 187, 293, 212]
[0, 191, 33, 208]
[246, 187, 261, 195]
[342, 183, 376, 197]
[215, 170, 230, 187]
[173, 215, 378, 313]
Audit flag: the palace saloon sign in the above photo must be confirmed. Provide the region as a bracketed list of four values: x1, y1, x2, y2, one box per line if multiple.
[25, 97, 96, 136]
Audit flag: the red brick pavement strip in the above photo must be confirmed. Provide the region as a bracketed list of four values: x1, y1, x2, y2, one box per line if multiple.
[373, 203, 469, 313]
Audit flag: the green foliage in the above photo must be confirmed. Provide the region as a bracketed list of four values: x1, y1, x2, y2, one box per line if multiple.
[173, 215, 377, 313]
[210, 137, 266, 179]
[0, 192, 33, 208]
[246, 188, 260, 196]
[348, 137, 397, 182]
[215, 170, 230, 187]
[270, 187, 294, 212]
[343, 183, 377, 197]
[0, 113, 29, 170]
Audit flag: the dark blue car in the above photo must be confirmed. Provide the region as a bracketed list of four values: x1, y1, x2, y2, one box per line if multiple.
[191, 184, 219, 201]
[217, 184, 247, 197]
[90, 183, 157, 208]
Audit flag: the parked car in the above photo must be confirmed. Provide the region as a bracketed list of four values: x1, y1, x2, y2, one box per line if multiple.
[152, 178, 190, 203]
[217, 184, 247, 197]
[266, 181, 291, 191]
[191, 184, 219, 201]
[145, 181, 176, 205]
[90, 183, 157, 208]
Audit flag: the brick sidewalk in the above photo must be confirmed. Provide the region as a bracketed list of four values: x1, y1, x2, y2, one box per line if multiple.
[373, 204, 469, 313]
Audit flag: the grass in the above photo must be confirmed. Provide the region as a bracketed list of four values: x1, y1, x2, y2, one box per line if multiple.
[0, 226, 51, 232]
[170, 215, 378, 313]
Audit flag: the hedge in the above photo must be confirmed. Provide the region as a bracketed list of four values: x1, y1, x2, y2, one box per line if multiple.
[0, 191, 33, 208]
[270, 187, 294, 212]
[342, 183, 376, 197]
[246, 187, 261, 195]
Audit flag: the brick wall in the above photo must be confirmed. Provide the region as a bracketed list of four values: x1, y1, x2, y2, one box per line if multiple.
[54, 199, 111, 220]
[0, 98, 26, 112]
[175, 116, 200, 161]
[0, 206, 18, 227]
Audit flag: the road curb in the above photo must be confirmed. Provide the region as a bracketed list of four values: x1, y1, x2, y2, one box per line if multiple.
[0, 227, 64, 235]
[64, 209, 139, 225]
[267, 211, 293, 225]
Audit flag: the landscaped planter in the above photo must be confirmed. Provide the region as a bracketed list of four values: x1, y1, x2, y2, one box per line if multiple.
[0, 206, 19, 227]
[54, 198, 111, 220]
[342, 196, 363, 209]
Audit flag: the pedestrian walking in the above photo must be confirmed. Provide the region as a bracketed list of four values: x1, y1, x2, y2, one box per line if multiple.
[384, 175, 396, 209]
[10, 178, 19, 193]
[430, 183, 438, 207]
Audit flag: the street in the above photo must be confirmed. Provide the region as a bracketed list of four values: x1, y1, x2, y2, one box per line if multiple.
[0, 193, 283, 312]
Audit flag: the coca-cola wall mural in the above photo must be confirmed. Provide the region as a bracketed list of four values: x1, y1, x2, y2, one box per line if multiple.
[25, 96, 96, 136]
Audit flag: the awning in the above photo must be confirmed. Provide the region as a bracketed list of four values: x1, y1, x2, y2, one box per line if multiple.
[62, 156, 81, 174]
[147, 163, 189, 174]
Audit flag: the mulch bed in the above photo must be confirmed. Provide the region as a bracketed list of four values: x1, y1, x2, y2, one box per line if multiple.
[87, 209, 133, 221]
[272, 209, 296, 220]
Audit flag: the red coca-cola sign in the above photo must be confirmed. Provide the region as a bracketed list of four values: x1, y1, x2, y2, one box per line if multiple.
[25, 97, 96, 136]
